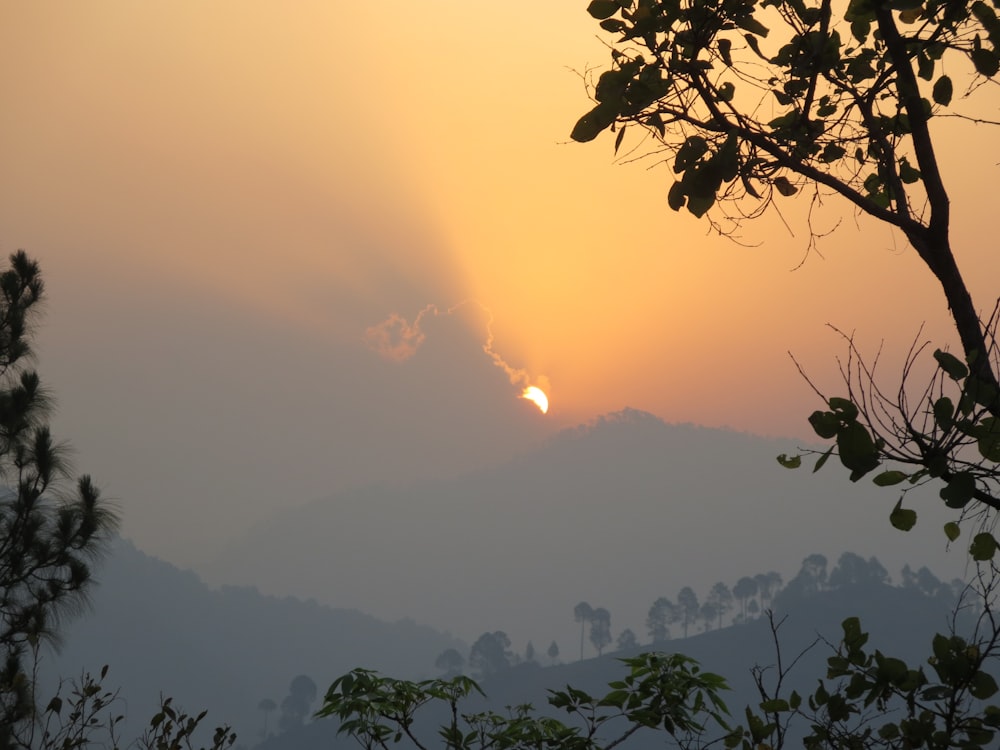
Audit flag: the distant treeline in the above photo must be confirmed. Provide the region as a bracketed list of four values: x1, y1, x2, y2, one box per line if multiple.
[435, 551, 963, 678]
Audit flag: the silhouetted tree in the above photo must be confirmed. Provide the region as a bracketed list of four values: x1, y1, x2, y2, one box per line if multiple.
[914, 566, 948, 598]
[573, 601, 593, 660]
[699, 601, 718, 632]
[706, 582, 732, 629]
[435, 648, 465, 677]
[278, 674, 317, 732]
[524, 641, 536, 663]
[0, 252, 119, 742]
[828, 552, 890, 589]
[677, 587, 699, 638]
[616, 628, 638, 652]
[646, 597, 677, 643]
[546, 640, 559, 664]
[754, 572, 782, 611]
[589, 607, 612, 656]
[786, 554, 829, 598]
[257, 698, 277, 738]
[733, 576, 759, 622]
[469, 631, 512, 677]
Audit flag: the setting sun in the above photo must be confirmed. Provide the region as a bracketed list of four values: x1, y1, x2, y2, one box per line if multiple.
[521, 386, 549, 414]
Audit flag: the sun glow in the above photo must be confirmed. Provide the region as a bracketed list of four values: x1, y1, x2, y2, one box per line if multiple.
[521, 386, 549, 414]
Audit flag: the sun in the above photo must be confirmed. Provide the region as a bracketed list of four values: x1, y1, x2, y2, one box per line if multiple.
[521, 386, 549, 414]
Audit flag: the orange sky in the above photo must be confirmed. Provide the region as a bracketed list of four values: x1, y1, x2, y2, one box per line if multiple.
[1, 2, 998, 561]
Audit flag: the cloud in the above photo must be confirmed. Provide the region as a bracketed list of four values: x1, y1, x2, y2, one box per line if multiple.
[363, 311, 430, 362]
[365, 300, 540, 392]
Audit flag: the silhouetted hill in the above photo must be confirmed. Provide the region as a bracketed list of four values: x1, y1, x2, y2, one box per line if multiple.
[42, 538, 464, 743]
[200, 409, 964, 646]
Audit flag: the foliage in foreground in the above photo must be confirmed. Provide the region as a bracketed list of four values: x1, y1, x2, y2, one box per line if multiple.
[10, 665, 236, 750]
[0, 252, 232, 749]
[320, 599, 1000, 750]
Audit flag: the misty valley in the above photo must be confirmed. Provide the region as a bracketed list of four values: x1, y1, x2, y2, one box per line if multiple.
[44, 529, 971, 750]
[37, 412, 982, 749]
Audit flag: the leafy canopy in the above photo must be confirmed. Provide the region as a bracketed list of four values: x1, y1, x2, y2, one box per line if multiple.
[573, 0, 1000, 556]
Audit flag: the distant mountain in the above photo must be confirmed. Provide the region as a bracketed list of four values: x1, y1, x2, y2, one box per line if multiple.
[42, 538, 463, 743]
[198, 409, 965, 646]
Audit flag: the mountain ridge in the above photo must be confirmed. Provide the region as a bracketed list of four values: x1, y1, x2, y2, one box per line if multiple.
[197, 409, 965, 646]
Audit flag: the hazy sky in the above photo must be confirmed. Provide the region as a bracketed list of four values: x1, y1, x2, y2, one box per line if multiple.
[1, 3, 998, 573]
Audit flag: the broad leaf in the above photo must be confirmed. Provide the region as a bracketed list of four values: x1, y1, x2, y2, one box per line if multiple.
[809, 410, 840, 439]
[874, 470, 908, 486]
[972, 48, 1000, 76]
[674, 136, 709, 173]
[940, 472, 976, 508]
[773, 176, 797, 195]
[837, 421, 880, 479]
[971, 531, 999, 560]
[976, 416, 1000, 461]
[571, 103, 618, 143]
[944, 521, 961, 541]
[933, 349, 968, 380]
[890, 497, 917, 531]
[587, 0, 620, 19]
[932, 75, 953, 105]
[933, 396, 954, 430]
[668, 181, 687, 211]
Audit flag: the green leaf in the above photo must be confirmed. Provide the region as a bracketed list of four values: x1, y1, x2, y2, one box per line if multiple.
[829, 397, 859, 420]
[773, 176, 797, 195]
[809, 410, 839, 439]
[850, 18, 872, 41]
[890, 497, 917, 531]
[944, 521, 961, 541]
[820, 143, 846, 163]
[972, 48, 1000, 76]
[777, 453, 801, 468]
[933, 349, 969, 380]
[971, 531, 998, 561]
[971, 671, 999, 700]
[718, 38, 733, 66]
[736, 16, 770, 37]
[814, 446, 834, 472]
[874, 470, 908, 486]
[759, 698, 789, 712]
[744, 33, 766, 59]
[976, 416, 1000, 461]
[571, 103, 618, 142]
[685, 189, 715, 217]
[940, 471, 976, 508]
[898, 157, 921, 183]
[842, 616, 864, 645]
[587, 0, 620, 19]
[933, 396, 954, 431]
[837, 421, 880, 479]
[917, 49, 935, 80]
[667, 181, 687, 211]
[674, 136, 709, 173]
[932, 75, 953, 105]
